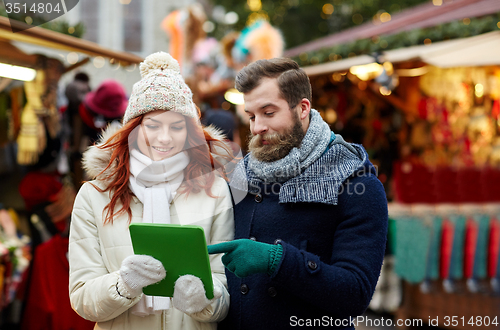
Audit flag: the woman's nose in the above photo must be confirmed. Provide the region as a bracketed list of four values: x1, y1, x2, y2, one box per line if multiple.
[157, 128, 172, 143]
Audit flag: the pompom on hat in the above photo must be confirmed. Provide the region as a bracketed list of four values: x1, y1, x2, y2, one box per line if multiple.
[123, 52, 198, 124]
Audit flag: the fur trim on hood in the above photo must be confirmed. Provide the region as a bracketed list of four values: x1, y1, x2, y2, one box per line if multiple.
[82, 122, 121, 180]
[82, 123, 231, 181]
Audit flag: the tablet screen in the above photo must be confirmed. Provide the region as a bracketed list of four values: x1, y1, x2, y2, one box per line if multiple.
[129, 223, 214, 298]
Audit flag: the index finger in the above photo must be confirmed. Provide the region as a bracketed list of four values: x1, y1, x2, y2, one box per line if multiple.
[207, 241, 237, 255]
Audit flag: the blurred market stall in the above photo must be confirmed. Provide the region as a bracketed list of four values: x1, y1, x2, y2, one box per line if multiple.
[288, 0, 500, 328]
[0, 16, 141, 329]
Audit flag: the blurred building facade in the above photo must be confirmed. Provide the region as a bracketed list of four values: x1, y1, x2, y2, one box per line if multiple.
[56, 0, 197, 93]
[65, 0, 196, 57]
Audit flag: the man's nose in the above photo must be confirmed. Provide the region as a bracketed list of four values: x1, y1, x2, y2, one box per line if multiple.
[252, 117, 268, 135]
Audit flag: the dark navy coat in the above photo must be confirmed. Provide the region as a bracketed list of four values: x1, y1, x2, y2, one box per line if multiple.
[220, 143, 388, 330]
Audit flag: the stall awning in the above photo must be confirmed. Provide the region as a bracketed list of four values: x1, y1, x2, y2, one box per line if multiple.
[416, 31, 500, 68]
[0, 16, 143, 66]
[285, 0, 500, 58]
[302, 31, 500, 76]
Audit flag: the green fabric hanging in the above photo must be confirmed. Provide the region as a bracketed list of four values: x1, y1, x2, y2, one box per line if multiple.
[427, 215, 442, 280]
[473, 214, 490, 279]
[394, 216, 431, 284]
[449, 214, 466, 280]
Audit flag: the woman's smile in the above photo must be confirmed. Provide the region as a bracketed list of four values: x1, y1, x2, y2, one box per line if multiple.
[152, 146, 174, 153]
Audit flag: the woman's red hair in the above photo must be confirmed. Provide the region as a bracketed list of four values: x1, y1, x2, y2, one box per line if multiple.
[90, 110, 233, 225]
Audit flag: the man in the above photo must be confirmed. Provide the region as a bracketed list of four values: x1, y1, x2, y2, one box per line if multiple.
[208, 58, 388, 329]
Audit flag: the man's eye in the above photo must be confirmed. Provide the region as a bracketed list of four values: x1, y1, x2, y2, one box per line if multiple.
[265, 112, 274, 116]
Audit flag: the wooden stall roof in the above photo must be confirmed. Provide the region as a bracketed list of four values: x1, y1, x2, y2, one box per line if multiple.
[0, 16, 143, 66]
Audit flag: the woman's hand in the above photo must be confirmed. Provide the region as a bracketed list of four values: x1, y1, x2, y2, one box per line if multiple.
[172, 275, 222, 314]
[118, 254, 166, 298]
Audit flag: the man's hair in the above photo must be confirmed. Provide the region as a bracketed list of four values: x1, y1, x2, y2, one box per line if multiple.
[235, 58, 312, 108]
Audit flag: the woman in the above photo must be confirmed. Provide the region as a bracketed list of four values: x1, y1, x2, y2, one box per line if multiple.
[69, 52, 234, 330]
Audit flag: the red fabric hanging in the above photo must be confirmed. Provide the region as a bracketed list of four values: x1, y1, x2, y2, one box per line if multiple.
[20, 235, 94, 330]
[440, 219, 454, 279]
[463, 217, 479, 279]
[488, 218, 500, 278]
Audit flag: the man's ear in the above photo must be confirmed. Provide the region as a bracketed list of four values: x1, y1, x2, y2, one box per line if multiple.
[298, 98, 311, 120]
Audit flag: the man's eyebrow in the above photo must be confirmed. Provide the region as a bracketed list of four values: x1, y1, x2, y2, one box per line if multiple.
[244, 103, 276, 113]
[260, 103, 276, 110]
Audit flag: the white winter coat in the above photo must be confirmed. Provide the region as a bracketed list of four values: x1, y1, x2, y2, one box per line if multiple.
[69, 126, 234, 330]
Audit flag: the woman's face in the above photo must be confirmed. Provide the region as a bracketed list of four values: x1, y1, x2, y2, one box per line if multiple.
[137, 110, 188, 161]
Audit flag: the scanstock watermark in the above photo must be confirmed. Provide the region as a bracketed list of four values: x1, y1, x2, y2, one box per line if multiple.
[246, 164, 379, 197]
[290, 315, 424, 328]
[2, 0, 79, 32]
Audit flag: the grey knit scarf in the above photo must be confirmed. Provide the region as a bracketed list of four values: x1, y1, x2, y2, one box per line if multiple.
[248, 109, 332, 183]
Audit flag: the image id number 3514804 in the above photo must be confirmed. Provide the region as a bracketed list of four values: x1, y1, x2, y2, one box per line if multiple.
[5, 2, 62, 14]
[443, 316, 498, 327]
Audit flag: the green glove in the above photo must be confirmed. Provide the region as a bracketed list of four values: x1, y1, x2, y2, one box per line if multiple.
[207, 239, 283, 278]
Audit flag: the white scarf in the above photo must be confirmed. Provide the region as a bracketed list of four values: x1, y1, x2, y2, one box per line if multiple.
[128, 148, 190, 316]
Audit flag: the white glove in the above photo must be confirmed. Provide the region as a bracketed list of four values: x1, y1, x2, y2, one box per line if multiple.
[118, 255, 166, 298]
[172, 275, 222, 314]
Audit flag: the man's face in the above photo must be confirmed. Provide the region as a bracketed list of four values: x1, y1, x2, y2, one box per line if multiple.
[244, 78, 305, 162]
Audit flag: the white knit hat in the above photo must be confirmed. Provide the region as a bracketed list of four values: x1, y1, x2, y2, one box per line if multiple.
[123, 52, 198, 124]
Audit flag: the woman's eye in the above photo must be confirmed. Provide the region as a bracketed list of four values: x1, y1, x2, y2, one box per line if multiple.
[249, 116, 255, 121]
[145, 125, 158, 129]
[172, 126, 185, 131]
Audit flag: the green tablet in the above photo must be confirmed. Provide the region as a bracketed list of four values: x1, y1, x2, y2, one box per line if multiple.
[129, 223, 214, 299]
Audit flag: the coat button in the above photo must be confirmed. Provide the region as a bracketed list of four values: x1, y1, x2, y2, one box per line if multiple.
[249, 236, 256, 241]
[240, 284, 249, 295]
[307, 261, 318, 270]
[268, 287, 277, 297]
[254, 194, 263, 203]
[274, 238, 282, 245]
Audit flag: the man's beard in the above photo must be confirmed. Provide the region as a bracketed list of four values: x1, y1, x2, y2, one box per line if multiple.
[248, 111, 305, 162]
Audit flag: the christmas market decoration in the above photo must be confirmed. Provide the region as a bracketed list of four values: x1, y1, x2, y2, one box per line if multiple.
[294, 14, 500, 67]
